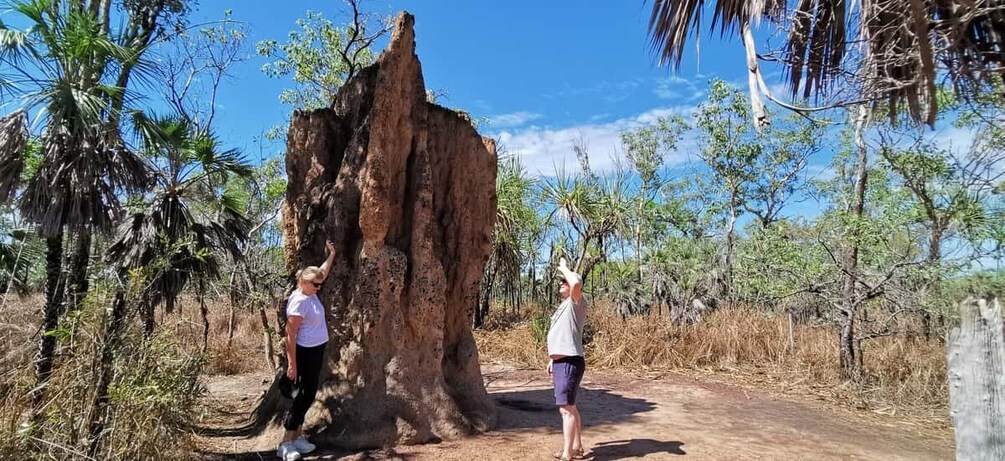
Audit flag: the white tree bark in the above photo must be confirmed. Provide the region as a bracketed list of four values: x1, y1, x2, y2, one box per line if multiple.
[948, 297, 1005, 460]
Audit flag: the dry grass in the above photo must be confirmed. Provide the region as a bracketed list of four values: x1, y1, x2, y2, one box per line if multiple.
[476, 300, 949, 427]
[1, 290, 950, 458]
[0, 292, 251, 461]
[162, 297, 274, 375]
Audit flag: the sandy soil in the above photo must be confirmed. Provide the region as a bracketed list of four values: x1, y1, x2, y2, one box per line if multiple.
[194, 364, 953, 461]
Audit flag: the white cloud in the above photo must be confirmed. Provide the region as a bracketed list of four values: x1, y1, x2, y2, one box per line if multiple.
[543, 79, 645, 103]
[654, 75, 705, 102]
[488, 111, 543, 129]
[493, 106, 697, 176]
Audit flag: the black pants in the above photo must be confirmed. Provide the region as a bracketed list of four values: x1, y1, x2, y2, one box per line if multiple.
[283, 342, 326, 430]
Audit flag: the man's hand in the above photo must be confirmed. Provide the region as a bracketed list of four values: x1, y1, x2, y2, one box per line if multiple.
[287, 364, 297, 380]
[559, 257, 568, 271]
[547, 360, 553, 375]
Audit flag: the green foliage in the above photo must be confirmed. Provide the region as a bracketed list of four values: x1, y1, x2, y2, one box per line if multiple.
[110, 114, 252, 314]
[256, 9, 382, 140]
[490, 77, 1003, 349]
[620, 115, 689, 191]
[530, 316, 549, 344]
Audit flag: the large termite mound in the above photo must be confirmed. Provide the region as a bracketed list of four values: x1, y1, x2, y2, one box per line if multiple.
[274, 12, 498, 448]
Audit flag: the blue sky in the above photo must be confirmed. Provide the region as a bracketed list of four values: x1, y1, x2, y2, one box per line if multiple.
[194, 1, 988, 231]
[1, 1, 985, 228]
[192, 1, 758, 172]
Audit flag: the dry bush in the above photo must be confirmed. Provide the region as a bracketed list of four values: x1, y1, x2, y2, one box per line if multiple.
[476, 300, 949, 425]
[0, 291, 207, 461]
[162, 296, 272, 375]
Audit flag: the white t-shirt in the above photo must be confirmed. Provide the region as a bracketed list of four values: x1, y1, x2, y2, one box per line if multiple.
[286, 291, 329, 347]
[547, 296, 588, 357]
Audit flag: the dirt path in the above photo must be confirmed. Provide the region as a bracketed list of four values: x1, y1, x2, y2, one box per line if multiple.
[195, 364, 953, 461]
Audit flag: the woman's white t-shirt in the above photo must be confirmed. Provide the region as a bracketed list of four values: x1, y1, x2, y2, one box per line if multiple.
[286, 291, 329, 347]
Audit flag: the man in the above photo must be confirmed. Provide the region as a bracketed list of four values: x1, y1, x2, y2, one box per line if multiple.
[547, 257, 589, 461]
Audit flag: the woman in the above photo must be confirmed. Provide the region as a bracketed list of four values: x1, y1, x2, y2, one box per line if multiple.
[277, 241, 336, 461]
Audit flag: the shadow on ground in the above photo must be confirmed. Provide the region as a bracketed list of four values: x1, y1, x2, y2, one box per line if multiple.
[196, 377, 662, 460]
[590, 439, 686, 459]
[199, 447, 415, 461]
[493, 385, 657, 431]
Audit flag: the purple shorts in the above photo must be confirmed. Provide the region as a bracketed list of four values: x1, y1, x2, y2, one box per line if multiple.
[552, 355, 586, 406]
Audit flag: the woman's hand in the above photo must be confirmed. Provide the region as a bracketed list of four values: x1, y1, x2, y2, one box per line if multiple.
[326, 240, 336, 256]
[287, 364, 297, 380]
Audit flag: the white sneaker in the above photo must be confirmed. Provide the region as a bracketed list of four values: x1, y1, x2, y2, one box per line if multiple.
[292, 436, 316, 454]
[276, 442, 302, 461]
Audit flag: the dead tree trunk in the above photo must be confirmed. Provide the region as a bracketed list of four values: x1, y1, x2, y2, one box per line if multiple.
[948, 297, 1005, 460]
[256, 13, 497, 449]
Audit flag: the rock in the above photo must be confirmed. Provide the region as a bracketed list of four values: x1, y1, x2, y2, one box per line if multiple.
[278, 11, 497, 449]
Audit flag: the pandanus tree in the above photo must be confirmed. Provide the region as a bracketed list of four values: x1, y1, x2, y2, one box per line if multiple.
[478, 156, 536, 326]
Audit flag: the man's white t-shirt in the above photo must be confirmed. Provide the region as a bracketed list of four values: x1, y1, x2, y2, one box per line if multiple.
[547, 296, 588, 357]
[286, 291, 329, 347]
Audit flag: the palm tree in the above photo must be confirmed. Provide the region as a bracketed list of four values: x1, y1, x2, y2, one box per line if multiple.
[92, 114, 250, 452]
[646, 0, 1005, 125]
[108, 113, 252, 335]
[0, 0, 156, 411]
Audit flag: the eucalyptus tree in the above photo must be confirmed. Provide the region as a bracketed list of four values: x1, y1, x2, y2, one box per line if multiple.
[876, 114, 1005, 337]
[619, 114, 688, 280]
[693, 80, 761, 303]
[256, 1, 388, 140]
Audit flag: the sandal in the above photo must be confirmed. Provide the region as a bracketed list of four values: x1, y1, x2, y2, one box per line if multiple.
[552, 448, 586, 460]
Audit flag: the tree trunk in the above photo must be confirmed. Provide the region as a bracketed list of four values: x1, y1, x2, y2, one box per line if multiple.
[257, 14, 497, 448]
[227, 267, 239, 348]
[199, 278, 210, 354]
[476, 261, 496, 329]
[839, 105, 870, 382]
[141, 293, 155, 337]
[528, 263, 536, 309]
[239, 262, 276, 369]
[32, 232, 65, 412]
[259, 304, 277, 371]
[66, 229, 92, 314]
[635, 223, 644, 283]
[87, 287, 127, 457]
[724, 187, 739, 306]
[948, 297, 1005, 460]
[922, 221, 945, 340]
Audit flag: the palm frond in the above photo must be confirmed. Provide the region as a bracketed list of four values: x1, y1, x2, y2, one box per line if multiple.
[0, 21, 32, 63]
[649, 0, 1005, 124]
[20, 122, 150, 236]
[0, 110, 28, 202]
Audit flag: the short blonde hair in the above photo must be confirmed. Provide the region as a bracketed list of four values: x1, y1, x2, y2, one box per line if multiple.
[296, 266, 323, 282]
